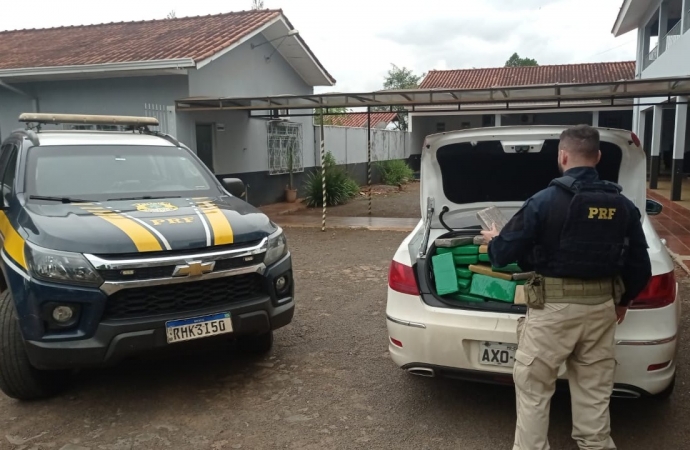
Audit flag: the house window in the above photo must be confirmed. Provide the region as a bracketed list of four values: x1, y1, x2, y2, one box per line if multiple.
[436, 122, 446, 132]
[267, 121, 304, 176]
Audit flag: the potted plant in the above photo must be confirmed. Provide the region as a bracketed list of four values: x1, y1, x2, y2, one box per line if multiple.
[285, 139, 298, 203]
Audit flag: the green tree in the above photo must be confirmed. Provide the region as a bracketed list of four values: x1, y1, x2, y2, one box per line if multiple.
[376, 64, 424, 131]
[505, 53, 538, 67]
[251, 0, 265, 9]
[166, 10, 177, 19]
[314, 107, 349, 126]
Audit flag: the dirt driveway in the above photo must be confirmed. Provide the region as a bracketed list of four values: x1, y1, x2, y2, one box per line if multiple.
[1, 228, 689, 450]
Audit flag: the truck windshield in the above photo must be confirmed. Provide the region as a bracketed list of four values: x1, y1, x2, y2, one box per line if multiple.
[25, 145, 220, 201]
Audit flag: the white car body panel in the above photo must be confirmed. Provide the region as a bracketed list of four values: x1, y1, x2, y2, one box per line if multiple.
[387, 125, 680, 397]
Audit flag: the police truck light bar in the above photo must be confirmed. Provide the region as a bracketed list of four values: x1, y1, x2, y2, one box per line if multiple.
[18, 113, 160, 128]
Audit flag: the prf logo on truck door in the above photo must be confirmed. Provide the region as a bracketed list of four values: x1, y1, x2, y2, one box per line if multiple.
[588, 207, 617, 220]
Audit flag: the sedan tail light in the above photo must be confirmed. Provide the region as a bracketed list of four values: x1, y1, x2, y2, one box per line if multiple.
[388, 260, 419, 296]
[629, 272, 676, 309]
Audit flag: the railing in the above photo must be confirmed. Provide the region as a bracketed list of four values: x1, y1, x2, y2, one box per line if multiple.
[643, 44, 659, 70]
[664, 20, 683, 51]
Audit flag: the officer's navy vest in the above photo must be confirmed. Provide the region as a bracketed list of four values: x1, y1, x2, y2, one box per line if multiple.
[527, 175, 630, 279]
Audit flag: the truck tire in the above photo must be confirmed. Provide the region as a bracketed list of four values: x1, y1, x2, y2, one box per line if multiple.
[0, 290, 69, 400]
[237, 331, 273, 355]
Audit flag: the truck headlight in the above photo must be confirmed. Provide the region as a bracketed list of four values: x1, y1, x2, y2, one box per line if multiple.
[25, 244, 103, 287]
[264, 228, 288, 266]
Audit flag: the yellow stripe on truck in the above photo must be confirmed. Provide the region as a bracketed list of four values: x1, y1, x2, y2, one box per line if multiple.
[0, 212, 27, 269]
[82, 207, 162, 252]
[195, 200, 234, 245]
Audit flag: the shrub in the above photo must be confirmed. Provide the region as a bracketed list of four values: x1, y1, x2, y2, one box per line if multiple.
[375, 159, 414, 186]
[304, 152, 360, 207]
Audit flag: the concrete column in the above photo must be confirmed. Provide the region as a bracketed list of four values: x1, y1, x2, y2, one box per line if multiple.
[671, 97, 689, 201]
[643, 23, 651, 65]
[638, 109, 647, 152]
[682, 0, 687, 33]
[495, 114, 502, 127]
[659, 1, 669, 54]
[636, 29, 645, 77]
[650, 105, 664, 189]
[592, 111, 600, 127]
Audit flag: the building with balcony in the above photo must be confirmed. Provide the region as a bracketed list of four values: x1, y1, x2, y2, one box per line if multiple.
[613, 0, 690, 201]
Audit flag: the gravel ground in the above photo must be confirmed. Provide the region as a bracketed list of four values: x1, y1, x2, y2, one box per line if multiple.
[1, 228, 689, 450]
[297, 183, 421, 219]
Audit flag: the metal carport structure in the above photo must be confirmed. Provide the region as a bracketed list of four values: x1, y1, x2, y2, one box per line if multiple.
[176, 75, 690, 231]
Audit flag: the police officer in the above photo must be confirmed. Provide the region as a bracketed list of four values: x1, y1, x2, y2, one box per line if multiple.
[481, 125, 652, 450]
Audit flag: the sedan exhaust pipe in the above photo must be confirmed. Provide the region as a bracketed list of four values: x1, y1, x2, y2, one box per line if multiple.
[407, 367, 435, 377]
[612, 388, 642, 399]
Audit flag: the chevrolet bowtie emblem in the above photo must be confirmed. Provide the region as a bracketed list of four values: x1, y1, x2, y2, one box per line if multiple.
[172, 261, 216, 277]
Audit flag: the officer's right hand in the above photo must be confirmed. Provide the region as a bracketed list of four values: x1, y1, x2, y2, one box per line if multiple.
[615, 306, 628, 324]
[481, 223, 499, 244]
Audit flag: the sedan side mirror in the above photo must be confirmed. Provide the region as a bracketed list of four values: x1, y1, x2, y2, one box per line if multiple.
[222, 178, 246, 198]
[646, 199, 663, 216]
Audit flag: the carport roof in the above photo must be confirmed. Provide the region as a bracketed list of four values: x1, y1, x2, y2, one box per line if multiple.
[175, 75, 690, 113]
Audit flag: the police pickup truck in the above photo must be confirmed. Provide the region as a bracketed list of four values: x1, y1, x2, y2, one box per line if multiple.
[0, 113, 294, 400]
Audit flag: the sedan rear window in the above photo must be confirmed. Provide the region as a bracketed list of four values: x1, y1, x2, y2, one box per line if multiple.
[436, 139, 622, 204]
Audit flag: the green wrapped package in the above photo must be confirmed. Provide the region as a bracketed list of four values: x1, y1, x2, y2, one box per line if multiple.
[436, 247, 453, 255]
[458, 285, 471, 294]
[456, 268, 473, 279]
[492, 263, 522, 273]
[451, 245, 479, 255]
[478, 254, 491, 263]
[469, 274, 516, 303]
[432, 252, 459, 295]
[449, 293, 485, 303]
[457, 277, 471, 290]
[453, 255, 478, 265]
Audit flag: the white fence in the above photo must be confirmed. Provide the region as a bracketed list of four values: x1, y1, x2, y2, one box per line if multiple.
[314, 126, 411, 166]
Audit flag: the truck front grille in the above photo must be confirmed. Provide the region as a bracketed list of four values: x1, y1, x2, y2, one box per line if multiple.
[102, 274, 265, 320]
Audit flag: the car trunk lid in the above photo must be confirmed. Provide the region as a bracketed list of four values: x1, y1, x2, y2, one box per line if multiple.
[419, 126, 647, 234]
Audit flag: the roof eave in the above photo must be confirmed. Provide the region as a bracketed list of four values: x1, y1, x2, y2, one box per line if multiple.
[194, 14, 335, 87]
[0, 58, 195, 80]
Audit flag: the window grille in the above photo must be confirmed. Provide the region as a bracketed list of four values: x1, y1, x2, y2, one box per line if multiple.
[267, 121, 303, 175]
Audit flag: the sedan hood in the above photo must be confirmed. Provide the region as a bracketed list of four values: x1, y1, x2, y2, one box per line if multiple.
[20, 195, 275, 255]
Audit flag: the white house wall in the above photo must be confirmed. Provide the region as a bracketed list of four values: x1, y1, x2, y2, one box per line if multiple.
[0, 75, 188, 142]
[316, 126, 410, 166]
[188, 37, 313, 98]
[642, 32, 690, 79]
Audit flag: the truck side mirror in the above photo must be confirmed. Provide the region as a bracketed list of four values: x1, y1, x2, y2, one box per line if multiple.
[221, 178, 246, 198]
[646, 199, 663, 216]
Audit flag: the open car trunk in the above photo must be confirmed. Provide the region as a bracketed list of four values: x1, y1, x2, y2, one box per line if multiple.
[413, 126, 647, 312]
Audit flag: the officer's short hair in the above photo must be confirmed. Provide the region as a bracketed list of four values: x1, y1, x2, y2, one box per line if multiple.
[559, 125, 600, 160]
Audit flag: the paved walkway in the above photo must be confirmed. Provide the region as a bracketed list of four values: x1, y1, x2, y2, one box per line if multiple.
[274, 214, 419, 232]
[647, 189, 690, 257]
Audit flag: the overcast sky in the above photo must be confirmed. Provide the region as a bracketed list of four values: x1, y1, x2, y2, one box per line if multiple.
[0, 0, 636, 93]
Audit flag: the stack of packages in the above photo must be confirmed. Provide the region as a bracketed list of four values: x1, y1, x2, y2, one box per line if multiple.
[431, 207, 532, 305]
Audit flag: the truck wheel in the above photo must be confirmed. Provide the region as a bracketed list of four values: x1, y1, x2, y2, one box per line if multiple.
[237, 331, 273, 355]
[0, 290, 69, 400]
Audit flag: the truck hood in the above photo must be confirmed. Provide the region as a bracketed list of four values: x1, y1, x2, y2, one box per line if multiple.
[19, 195, 275, 255]
[420, 126, 647, 228]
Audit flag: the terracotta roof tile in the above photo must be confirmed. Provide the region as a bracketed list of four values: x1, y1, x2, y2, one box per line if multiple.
[419, 61, 636, 89]
[0, 9, 332, 83]
[326, 112, 398, 128]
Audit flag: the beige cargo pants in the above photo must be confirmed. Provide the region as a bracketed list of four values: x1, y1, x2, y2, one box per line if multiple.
[513, 299, 618, 450]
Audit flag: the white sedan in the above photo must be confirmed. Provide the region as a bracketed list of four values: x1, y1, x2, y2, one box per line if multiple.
[386, 125, 679, 399]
